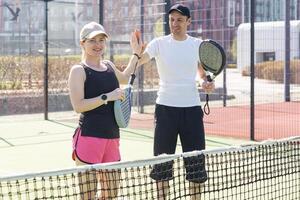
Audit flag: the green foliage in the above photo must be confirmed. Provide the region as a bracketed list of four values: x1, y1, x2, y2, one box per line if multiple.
[0, 56, 23, 89]
[0, 55, 80, 90]
[230, 37, 237, 62]
[111, 54, 131, 70]
[154, 17, 164, 37]
[0, 54, 159, 91]
[227, 63, 237, 68]
[243, 60, 300, 84]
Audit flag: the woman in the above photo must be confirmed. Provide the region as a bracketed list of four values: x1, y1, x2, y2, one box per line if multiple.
[68, 21, 142, 200]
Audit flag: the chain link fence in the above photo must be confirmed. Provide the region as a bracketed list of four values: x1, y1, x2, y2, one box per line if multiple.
[0, 0, 299, 140]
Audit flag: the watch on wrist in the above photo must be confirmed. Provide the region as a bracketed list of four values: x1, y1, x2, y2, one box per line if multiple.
[100, 94, 108, 104]
[133, 53, 141, 59]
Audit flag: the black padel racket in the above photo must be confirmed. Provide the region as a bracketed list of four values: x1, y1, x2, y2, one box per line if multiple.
[199, 39, 226, 115]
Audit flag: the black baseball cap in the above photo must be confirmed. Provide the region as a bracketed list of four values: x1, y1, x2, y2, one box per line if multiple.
[168, 4, 191, 18]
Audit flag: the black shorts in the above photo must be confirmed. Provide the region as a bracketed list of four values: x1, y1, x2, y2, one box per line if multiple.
[150, 104, 207, 183]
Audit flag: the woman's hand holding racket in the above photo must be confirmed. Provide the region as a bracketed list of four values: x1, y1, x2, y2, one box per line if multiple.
[106, 88, 125, 102]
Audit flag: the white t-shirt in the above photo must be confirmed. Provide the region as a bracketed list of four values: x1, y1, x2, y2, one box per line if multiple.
[145, 34, 202, 107]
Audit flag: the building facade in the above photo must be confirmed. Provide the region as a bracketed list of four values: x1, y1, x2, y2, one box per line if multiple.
[0, 0, 299, 57]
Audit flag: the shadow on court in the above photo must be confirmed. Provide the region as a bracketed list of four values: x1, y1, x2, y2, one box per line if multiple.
[0, 111, 250, 176]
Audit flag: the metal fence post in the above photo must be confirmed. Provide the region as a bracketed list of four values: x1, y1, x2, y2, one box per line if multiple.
[137, 0, 145, 113]
[250, 0, 256, 141]
[222, 0, 227, 107]
[285, 0, 291, 102]
[99, 0, 104, 25]
[44, 0, 53, 120]
[164, 0, 171, 35]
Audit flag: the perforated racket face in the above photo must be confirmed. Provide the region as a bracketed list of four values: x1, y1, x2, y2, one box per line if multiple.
[199, 40, 226, 76]
[114, 87, 131, 128]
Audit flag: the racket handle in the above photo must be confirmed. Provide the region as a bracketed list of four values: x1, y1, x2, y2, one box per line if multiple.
[204, 94, 210, 115]
[206, 75, 213, 82]
[129, 73, 136, 85]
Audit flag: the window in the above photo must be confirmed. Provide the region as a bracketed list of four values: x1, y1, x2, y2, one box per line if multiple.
[264, 0, 272, 21]
[291, 0, 298, 20]
[86, 7, 92, 18]
[263, 52, 275, 61]
[107, 1, 113, 10]
[123, 7, 128, 17]
[242, 0, 250, 23]
[228, 0, 235, 27]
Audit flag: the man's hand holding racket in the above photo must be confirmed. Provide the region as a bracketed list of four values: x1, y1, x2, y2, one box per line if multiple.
[201, 80, 215, 94]
[199, 39, 226, 115]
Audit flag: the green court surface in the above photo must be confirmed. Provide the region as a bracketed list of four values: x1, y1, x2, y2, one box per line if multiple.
[0, 112, 253, 177]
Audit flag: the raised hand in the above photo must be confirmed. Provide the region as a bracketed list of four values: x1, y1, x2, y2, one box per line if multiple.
[131, 30, 143, 56]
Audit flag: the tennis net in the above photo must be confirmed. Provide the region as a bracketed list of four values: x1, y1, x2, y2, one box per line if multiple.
[0, 136, 299, 200]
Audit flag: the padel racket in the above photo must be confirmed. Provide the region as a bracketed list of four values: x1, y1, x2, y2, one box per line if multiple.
[114, 30, 141, 128]
[199, 39, 226, 115]
[114, 73, 135, 128]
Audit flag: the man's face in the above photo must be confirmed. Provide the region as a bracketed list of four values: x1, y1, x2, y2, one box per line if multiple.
[169, 11, 191, 36]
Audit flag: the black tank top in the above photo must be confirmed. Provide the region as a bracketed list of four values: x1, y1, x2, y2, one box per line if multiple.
[79, 61, 120, 138]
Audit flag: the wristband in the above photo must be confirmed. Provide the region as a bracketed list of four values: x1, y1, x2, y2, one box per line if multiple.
[133, 53, 141, 60]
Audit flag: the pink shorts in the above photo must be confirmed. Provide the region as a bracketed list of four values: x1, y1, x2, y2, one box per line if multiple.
[72, 128, 121, 164]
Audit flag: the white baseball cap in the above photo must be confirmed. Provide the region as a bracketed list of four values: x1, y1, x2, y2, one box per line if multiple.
[80, 22, 108, 41]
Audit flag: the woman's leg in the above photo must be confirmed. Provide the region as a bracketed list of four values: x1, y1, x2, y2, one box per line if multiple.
[156, 181, 169, 200]
[75, 157, 98, 200]
[98, 170, 121, 199]
[189, 182, 204, 200]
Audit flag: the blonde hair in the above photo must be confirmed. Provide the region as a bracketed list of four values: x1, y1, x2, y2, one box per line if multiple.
[80, 40, 87, 60]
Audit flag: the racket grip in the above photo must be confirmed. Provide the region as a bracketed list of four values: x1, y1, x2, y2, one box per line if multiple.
[129, 73, 136, 85]
[206, 75, 213, 82]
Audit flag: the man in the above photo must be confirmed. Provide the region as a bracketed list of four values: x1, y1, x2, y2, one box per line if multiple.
[135, 4, 215, 199]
